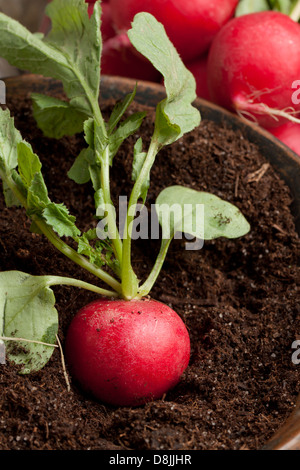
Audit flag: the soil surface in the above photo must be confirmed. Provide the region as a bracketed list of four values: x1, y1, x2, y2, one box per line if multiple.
[0, 93, 299, 450]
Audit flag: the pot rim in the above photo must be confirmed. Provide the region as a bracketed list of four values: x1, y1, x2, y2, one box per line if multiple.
[2, 73, 300, 451]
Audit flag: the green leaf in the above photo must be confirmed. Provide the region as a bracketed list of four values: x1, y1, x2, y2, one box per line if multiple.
[0, 109, 31, 207]
[32, 93, 87, 139]
[236, 0, 299, 15]
[107, 85, 138, 135]
[2, 177, 21, 208]
[109, 112, 146, 163]
[43, 203, 81, 238]
[0, 109, 22, 173]
[27, 172, 50, 213]
[83, 118, 108, 155]
[77, 232, 104, 267]
[128, 13, 201, 147]
[156, 186, 250, 241]
[132, 138, 149, 203]
[95, 188, 106, 216]
[17, 142, 42, 188]
[67, 148, 93, 184]
[45, 0, 102, 113]
[235, 0, 270, 16]
[269, 0, 295, 14]
[0, 271, 58, 374]
[0, 0, 102, 116]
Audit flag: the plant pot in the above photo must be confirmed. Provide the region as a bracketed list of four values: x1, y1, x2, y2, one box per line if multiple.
[1, 74, 299, 451]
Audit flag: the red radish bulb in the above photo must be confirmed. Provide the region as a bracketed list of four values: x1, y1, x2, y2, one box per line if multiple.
[207, 11, 300, 128]
[267, 122, 300, 157]
[101, 33, 161, 81]
[186, 54, 210, 101]
[109, 0, 239, 62]
[65, 299, 190, 406]
[87, 2, 115, 41]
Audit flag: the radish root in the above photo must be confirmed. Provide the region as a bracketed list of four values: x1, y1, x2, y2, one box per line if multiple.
[235, 98, 300, 125]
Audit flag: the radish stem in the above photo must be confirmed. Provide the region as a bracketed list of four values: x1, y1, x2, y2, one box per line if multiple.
[290, 0, 300, 22]
[1, 171, 122, 295]
[121, 139, 160, 299]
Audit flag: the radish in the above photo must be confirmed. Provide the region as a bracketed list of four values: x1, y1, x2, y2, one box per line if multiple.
[207, 11, 300, 128]
[186, 54, 210, 101]
[109, 0, 239, 62]
[65, 299, 190, 406]
[87, 2, 115, 41]
[267, 122, 300, 157]
[101, 33, 161, 81]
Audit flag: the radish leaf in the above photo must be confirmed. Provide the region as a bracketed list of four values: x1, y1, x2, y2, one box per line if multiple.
[0, 0, 101, 118]
[32, 94, 87, 139]
[0, 109, 22, 173]
[128, 13, 201, 147]
[68, 148, 93, 185]
[107, 85, 138, 134]
[132, 138, 149, 203]
[109, 112, 146, 163]
[156, 186, 250, 241]
[43, 203, 81, 238]
[235, 0, 270, 16]
[0, 271, 58, 374]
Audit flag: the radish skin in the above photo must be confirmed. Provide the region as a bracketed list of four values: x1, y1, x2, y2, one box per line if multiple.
[207, 12, 300, 128]
[109, 0, 239, 62]
[101, 33, 161, 81]
[65, 299, 190, 406]
[267, 122, 300, 157]
[186, 54, 210, 101]
[87, 2, 115, 41]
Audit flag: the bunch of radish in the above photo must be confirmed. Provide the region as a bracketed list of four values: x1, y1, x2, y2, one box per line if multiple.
[48, 0, 299, 156]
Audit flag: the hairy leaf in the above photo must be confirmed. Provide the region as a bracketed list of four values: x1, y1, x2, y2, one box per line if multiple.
[32, 93, 87, 139]
[109, 112, 146, 163]
[156, 186, 250, 241]
[128, 13, 201, 147]
[0, 109, 22, 173]
[107, 85, 138, 134]
[0, 0, 102, 116]
[0, 271, 58, 374]
[131, 138, 149, 203]
[67, 148, 93, 184]
[43, 203, 81, 238]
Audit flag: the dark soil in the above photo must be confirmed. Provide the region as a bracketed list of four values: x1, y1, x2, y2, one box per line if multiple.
[0, 92, 299, 451]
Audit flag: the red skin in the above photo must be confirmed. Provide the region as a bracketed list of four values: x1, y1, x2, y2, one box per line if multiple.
[267, 122, 300, 157]
[101, 33, 161, 81]
[65, 298, 190, 406]
[109, 0, 239, 62]
[207, 12, 300, 128]
[87, 3, 115, 41]
[186, 54, 210, 101]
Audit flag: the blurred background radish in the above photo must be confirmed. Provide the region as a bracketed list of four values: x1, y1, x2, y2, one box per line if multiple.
[1, 0, 299, 156]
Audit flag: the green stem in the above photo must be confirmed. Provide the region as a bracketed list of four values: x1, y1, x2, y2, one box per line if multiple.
[35, 220, 122, 294]
[138, 238, 172, 297]
[100, 145, 123, 263]
[290, 0, 300, 22]
[121, 139, 160, 299]
[46, 275, 119, 298]
[78, 67, 124, 268]
[3, 172, 122, 295]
